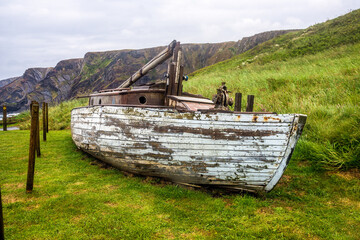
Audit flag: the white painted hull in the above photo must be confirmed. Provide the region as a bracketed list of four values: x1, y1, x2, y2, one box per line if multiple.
[71, 105, 306, 192]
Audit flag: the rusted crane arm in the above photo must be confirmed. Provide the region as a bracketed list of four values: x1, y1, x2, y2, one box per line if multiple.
[117, 40, 177, 89]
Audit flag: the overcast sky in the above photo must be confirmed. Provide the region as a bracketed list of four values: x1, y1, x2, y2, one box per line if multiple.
[0, 0, 359, 80]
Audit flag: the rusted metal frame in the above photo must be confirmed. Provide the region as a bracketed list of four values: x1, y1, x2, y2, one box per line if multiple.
[167, 95, 213, 104]
[74, 104, 174, 110]
[99, 88, 130, 93]
[118, 40, 177, 88]
[178, 102, 192, 111]
[182, 92, 209, 99]
[90, 89, 165, 97]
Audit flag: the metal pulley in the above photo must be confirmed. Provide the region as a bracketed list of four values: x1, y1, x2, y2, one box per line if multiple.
[212, 82, 234, 110]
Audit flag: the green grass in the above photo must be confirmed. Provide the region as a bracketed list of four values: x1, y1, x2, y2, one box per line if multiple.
[183, 10, 360, 170]
[1, 130, 359, 239]
[18, 98, 88, 131]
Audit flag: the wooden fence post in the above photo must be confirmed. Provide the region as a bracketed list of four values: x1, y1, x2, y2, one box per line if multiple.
[42, 102, 46, 141]
[0, 187, 4, 240]
[2, 105, 6, 131]
[45, 103, 49, 133]
[246, 95, 255, 112]
[27, 102, 39, 193]
[36, 105, 41, 157]
[235, 93, 242, 112]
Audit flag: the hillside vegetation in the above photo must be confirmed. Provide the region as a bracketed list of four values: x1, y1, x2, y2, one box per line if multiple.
[184, 9, 360, 170]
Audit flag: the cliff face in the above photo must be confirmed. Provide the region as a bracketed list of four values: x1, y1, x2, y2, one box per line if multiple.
[28, 59, 83, 104]
[0, 30, 297, 112]
[0, 77, 17, 88]
[0, 68, 53, 112]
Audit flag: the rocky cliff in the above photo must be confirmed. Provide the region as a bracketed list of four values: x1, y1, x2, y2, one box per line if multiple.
[0, 77, 17, 88]
[0, 30, 297, 112]
[0, 68, 53, 112]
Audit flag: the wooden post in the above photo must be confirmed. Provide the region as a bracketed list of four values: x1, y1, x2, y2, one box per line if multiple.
[2, 105, 6, 131]
[36, 105, 40, 157]
[42, 102, 46, 142]
[30, 101, 40, 157]
[27, 102, 39, 193]
[177, 66, 184, 96]
[235, 93, 242, 112]
[246, 95, 255, 112]
[45, 103, 49, 133]
[168, 63, 176, 96]
[0, 187, 4, 240]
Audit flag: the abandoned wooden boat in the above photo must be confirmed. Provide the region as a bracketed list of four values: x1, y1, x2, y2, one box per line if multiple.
[71, 40, 306, 192]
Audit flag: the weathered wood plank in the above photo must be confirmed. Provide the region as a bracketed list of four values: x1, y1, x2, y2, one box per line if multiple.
[71, 106, 306, 192]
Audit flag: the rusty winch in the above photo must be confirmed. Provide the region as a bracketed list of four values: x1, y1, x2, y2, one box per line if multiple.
[212, 82, 233, 110]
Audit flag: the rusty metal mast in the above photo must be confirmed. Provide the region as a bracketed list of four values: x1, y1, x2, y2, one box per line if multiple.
[117, 40, 178, 89]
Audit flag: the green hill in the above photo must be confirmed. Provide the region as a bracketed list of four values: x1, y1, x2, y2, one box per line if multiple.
[184, 9, 360, 170]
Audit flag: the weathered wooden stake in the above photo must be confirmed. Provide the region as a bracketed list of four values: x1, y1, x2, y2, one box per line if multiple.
[45, 103, 49, 133]
[2, 105, 6, 131]
[36, 105, 41, 157]
[168, 63, 176, 96]
[27, 102, 39, 193]
[177, 65, 184, 96]
[235, 93, 242, 112]
[246, 95, 255, 112]
[0, 187, 4, 240]
[42, 102, 46, 142]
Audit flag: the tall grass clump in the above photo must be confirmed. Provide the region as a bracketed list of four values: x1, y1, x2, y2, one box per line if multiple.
[18, 98, 88, 130]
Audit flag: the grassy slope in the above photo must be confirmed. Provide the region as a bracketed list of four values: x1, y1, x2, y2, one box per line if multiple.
[1, 130, 359, 239]
[184, 9, 360, 170]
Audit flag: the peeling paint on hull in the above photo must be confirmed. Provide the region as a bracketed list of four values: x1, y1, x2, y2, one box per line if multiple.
[71, 105, 306, 192]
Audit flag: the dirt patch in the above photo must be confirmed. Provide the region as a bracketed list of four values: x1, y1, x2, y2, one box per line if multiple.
[330, 169, 360, 181]
[25, 204, 40, 210]
[2, 194, 25, 204]
[105, 201, 119, 208]
[3, 182, 25, 189]
[256, 207, 274, 215]
[154, 229, 175, 239]
[276, 174, 292, 187]
[126, 203, 144, 209]
[339, 197, 360, 209]
[71, 215, 85, 223]
[73, 182, 85, 186]
[180, 227, 214, 238]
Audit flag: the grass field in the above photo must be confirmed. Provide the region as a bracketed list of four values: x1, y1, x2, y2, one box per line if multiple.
[1, 9, 360, 239]
[1, 130, 359, 239]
